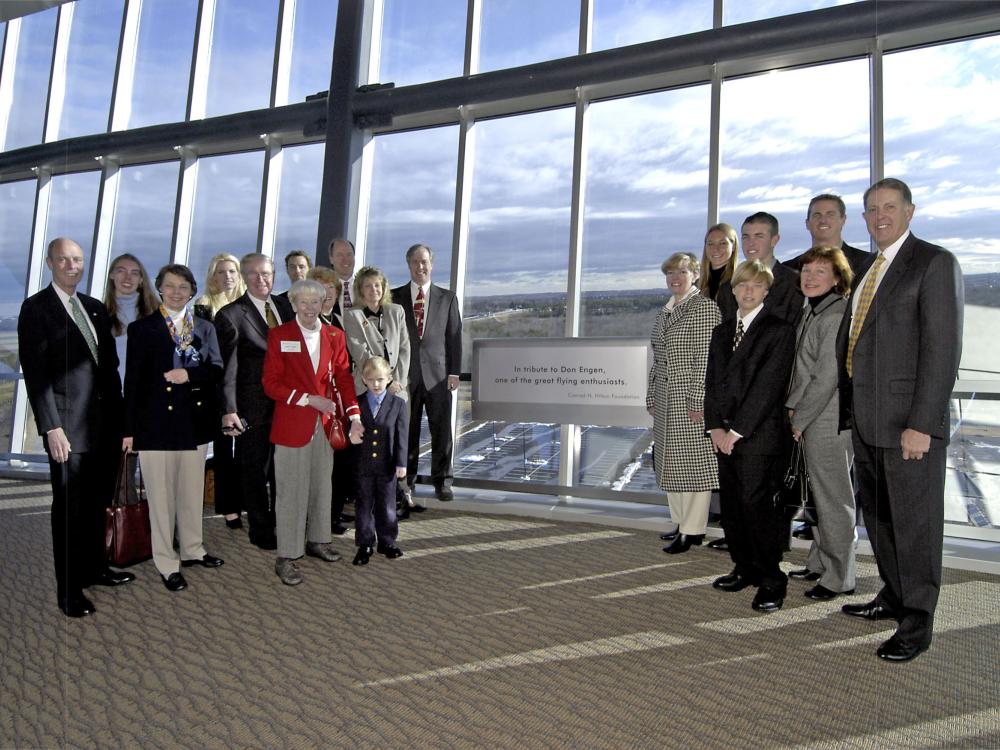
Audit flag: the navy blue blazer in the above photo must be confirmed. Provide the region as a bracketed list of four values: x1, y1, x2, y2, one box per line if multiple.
[354, 392, 408, 477]
[124, 312, 223, 450]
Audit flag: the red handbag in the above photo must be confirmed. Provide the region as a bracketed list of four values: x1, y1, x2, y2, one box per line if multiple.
[324, 362, 350, 451]
[105, 452, 152, 567]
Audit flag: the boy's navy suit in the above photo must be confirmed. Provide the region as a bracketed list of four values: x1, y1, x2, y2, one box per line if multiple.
[354, 392, 408, 548]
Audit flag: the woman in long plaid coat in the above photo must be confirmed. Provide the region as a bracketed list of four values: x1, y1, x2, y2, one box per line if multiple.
[646, 252, 721, 554]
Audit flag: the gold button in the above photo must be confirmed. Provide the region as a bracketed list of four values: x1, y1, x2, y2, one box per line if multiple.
[196, 401, 202, 406]
[372, 452, 378, 458]
[167, 405, 173, 411]
[373, 429, 379, 434]
[372, 441, 378, 446]
[166, 386, 172, 392]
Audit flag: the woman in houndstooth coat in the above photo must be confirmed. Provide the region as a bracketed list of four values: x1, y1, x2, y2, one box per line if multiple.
[646, 252, 721, 554]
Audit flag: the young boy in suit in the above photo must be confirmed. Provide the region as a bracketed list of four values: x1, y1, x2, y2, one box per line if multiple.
[353, 356, 409, 565]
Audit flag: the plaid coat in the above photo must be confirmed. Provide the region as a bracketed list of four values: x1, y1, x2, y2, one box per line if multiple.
[646, 290, 720, 492]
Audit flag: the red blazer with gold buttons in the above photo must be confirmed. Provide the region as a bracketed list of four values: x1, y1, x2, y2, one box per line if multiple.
[262, 320, 359, 448]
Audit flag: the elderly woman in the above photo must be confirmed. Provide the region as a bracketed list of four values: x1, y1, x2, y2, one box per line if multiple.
[262, 279, 363, 585]
[308, 266, 344, 329]
[699, 223, 739, 303]
[123, 264, 225, 592]
[646, 252, 720, 554]
[784, 246, 857, 600]
[705, 260, 796, 613]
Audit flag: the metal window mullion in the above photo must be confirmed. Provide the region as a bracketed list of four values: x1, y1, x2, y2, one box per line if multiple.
[464, 0, 481, 77]
[578, 0, 592, 55]
[364, 0, 384, 86]
[707, 65, 722, 226]
[869, 38, 884, 188]
[89, 157, 121, 296]
[0, 17, 23, 152]
[351, 133, 374, 267]
[188, 0, 216, 120]
[170, 147, 198, 265]
[110, 0, 143, 132]
[44, 1, 74, 143]
[271, 0, 294, 107]
[258, 136, 283, 258]
[714, 0, 723, 29]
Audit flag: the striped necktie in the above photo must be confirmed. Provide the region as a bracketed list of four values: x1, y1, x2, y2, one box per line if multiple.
[732, 319, 744, 352]
[69, 297, 99, 362]
[846, 253, 886, 377]
[414, 287, 426, 338]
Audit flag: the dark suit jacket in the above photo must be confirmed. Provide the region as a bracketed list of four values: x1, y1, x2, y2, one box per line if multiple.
[717, 261, 804, 328]
[391, 282, 463, 390]
[123, 313, 223, 450]
[354, 393, 408, 477]
[214, 293, 293, 426]
[836, 233, 963, 446]
[704, 311, 797, 456]
[18, 285, 123, 453]
[784, 241, 873, 278]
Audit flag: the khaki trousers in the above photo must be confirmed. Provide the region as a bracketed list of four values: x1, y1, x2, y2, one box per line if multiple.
[667, 490, 711, 535]
[140, 446, 208, 576]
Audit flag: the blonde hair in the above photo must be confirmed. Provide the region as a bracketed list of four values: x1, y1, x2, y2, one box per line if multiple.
[197, 253, 246, 316]
[698, 223, 738, 297]
[352, 266, 392, 310]
[731, 259, 774, 289]
[362, 356, 392, 378]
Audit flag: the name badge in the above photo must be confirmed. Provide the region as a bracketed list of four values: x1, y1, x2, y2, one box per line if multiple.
[280, 340, 301, 353]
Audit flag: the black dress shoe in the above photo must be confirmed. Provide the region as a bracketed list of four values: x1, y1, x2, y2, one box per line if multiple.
[659, 528, 679, 541]
[876, 635, 928, 662]
[663, 534, 702, 554]
[792, 524, 814, 540]
[805, 584, 854, 601]
[411, 504, 426, 513]
[92, 569, 136, 586]
[377, 544, 403, 559]
[842, 600, 896, 621]
[59, 594, 96, 618]
[161, 572, 188, 591]
[788, 568, 821, 581]
[353, 546, 373, 566]
[331, 522, 349, 535]
[712, 570, 754, 592]
[181, 554, 224, 568]
[225, 516, 243, 529]
[706, 537, 729, 551]
[250, 532, 278, 550]
[752, 586, 785, 613]
[398, 504, 411, 520]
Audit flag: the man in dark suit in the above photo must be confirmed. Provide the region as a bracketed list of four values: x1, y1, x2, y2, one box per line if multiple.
[705, 260, 797, 613]
[718, 212, 804, 327]
[328, 238, 356, 327]
[19, 237, 134, 618]
[275, 250, 312, 301]
[836, 178, 963, 662]
[391, 243, 463, 503]
[785, 193, 873, 276]
[214, 253, 293, 549]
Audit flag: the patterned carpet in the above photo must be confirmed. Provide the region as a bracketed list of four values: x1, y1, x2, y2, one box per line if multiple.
[1, 477, 998, 750]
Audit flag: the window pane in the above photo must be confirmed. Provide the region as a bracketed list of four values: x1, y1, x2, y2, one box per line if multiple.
[581, 86, 710, 336]
[724, 0, 861, 26]
[287, 0, 337, 103]
[577, 425, 657, 494]
[129, 0, 198, 129]
[188, 151, 264, 281]
[592, 0, 711, 51]
[109, 161, 179, 278]
[719, 60, 870, 260]
[378, 0, 466, 87]
[0, 180, 35, 415]
[57, 0, 124, 139]
[204, 0, 278, 117]
[45, 171, 101, 272]
[3, 8, 57, 151]
[479, 0, 579, 73]
[365, 126, 458, 288]
[273, 142, 325, 281]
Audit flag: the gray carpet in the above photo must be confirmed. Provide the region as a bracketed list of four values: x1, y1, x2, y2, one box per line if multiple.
[1, 478, 998, 749]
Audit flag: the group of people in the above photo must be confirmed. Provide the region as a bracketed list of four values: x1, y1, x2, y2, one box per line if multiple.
[19, 237, 462, 612]
[646, 178, 963, 662]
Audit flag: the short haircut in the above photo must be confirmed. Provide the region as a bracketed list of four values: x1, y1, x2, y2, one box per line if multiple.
[406, 243, 433, 263]
[742, 211, 780, 236]
[328, 238, 355, 254]
[155, 263, 198, 295]
[731, 259, 774, 289]
[353, 266, 392, 309]
[864, 177, 912, 207]
[285, 250, 312, 268]
[806, 194, 846, 218]
[362, 356, 392, 378]
[47, 237, 81, 259]
[661, 252, 700, 280]
[240, 252, 274, 274]
[307, 266, 342, 293]
[288, 279, 327, 305]
[797, 245, 854, 296]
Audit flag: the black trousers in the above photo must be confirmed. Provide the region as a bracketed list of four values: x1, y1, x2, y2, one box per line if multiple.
[48, 450, 111, 602]
[211, 432, 239, 516]
[331, 443, 358, 523]
[234, 426, 276, 538]
[354, 473, 398, 548]
[407, 381, 453, 488]
[717, 451, 788, 591]
[853, 432, 945, 648]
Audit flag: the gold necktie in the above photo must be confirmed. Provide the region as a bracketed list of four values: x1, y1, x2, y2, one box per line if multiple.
[846, 253, 886, 377]
[264, 301, 278, 328]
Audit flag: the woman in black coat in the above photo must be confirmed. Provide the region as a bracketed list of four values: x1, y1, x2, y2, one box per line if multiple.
[123, 264, 225, 592]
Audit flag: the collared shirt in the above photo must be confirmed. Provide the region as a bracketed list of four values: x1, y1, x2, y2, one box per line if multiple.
[248, 293, 283, 327]
[366, 389, 387, 417]
[852, 229, 909, 316]
[51, 283, 98, 343]
[296, 317, 322, 373]
[736, 301, 765, 331]
[665, 286, 697, 312]
[408, 280, 431, 306]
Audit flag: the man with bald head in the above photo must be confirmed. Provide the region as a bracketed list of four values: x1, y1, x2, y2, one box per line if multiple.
[19, 238, 133, 618]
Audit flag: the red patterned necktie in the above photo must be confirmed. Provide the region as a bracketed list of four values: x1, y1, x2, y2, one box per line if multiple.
[343, 284, 352, 310]
[414, 287, 425, 338]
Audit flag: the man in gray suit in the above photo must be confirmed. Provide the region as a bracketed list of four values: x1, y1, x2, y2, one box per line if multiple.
[836, 178, 963, 662]
[391, 244, 462, 502]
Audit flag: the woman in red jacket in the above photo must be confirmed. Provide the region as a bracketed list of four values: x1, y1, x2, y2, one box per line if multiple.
[263, 279, 363, 585]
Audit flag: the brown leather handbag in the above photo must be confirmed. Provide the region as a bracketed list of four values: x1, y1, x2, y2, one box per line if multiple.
[105, 452, 152, 567]
[324, 361, 349, 451]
